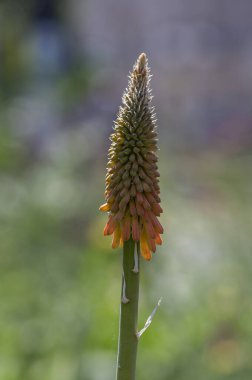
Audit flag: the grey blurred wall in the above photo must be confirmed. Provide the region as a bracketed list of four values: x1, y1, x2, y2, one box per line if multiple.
[66, 0, 252, 151]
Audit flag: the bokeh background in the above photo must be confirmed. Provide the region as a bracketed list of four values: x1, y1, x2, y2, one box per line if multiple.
[1, 0, 252, 379]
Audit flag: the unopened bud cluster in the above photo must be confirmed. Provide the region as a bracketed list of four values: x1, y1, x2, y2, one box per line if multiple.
[100, 53, 163, 260]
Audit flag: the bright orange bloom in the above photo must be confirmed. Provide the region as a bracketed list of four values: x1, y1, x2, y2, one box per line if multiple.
[99, 53, 163, 260]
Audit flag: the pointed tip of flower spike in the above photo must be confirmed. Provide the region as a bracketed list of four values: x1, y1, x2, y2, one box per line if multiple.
[137, 52, 147, 71]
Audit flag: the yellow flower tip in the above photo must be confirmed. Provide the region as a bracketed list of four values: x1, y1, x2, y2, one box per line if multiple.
[112, 226, 121, 249]
[119, 237, 124, 247]
[99, 203, 110, 212]
[155, 234, 162, 246]
[140, 234, 152, 261]
[140, 229, 156, 259]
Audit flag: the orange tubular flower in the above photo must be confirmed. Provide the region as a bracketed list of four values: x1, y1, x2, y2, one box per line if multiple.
[99, 53, 163, 260]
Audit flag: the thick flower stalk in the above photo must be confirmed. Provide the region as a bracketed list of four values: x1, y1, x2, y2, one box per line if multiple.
[100, 53, 163, 261]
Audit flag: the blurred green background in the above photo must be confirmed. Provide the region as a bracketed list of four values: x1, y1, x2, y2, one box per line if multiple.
[1, 1, 252, 379]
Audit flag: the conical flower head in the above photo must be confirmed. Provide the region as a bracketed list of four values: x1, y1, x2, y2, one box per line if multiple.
[100, 53, 163, 260]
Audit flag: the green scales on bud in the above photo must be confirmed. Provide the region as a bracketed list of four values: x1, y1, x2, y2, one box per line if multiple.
[100, 53, 163, 260]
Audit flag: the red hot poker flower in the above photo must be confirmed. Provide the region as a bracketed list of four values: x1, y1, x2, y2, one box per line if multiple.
[99, 53, 163, 260]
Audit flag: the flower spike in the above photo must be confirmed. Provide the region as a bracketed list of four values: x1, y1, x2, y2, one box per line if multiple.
[100, 53, 163, 260]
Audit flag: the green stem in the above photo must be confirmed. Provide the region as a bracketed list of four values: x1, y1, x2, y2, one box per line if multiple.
[116, 237, 140, 380]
